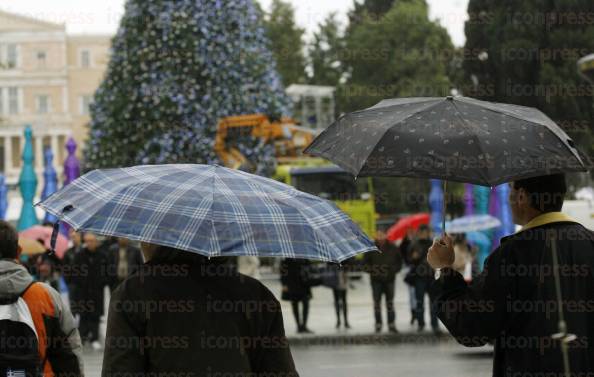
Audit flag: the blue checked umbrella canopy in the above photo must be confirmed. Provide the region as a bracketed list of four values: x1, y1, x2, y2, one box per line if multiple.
[37, 164, 376, 262]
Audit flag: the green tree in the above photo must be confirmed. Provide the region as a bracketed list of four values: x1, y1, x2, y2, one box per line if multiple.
[463, 0, 594, 179]
[263, 0, 307, 85]
[308, 13, 345, 86]
[347, 0, 396, 31]
[339, 0, 454, 113]
[85, 0, 290, 176]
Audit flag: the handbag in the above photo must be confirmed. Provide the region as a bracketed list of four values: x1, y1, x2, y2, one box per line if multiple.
[404, 269, 417, 286]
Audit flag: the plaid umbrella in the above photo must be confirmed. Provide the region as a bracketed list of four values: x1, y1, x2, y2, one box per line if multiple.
[37, 164, 376, 262]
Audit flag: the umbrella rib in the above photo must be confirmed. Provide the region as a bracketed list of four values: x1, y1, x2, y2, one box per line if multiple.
[451, 101, 493, 185]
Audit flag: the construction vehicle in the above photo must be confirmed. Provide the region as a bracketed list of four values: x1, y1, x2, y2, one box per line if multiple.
[214, 114, 316, 171]
[214, 114, 377, 237]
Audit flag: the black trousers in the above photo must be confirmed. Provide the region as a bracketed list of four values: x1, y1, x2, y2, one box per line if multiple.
[291, 299, 310, 329]
[79, 314, 100, 342]
[371, 279, 395, 325]
[332, 289, 348, 324]
[414, 278, 438, 329]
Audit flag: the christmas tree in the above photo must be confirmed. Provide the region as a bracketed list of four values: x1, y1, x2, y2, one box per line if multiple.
[85, 0, 291, 175]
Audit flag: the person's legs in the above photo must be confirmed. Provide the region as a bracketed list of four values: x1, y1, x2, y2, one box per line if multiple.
[341, 290, 349, 328]
[78, 314, 90, 343]
[371, 280, 383, 331]
[428, 282, 440, 333]
[301, 299, 312, 333]
[89, 315, 100, 342]
[332, 289, 341, 328]
[291, 300, 301, 332]
[414, 279, 427, 330]
[408, 283, 417, 325]
[385, 279, 396, 331]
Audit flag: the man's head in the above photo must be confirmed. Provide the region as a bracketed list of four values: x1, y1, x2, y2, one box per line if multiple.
[510, 174, 567, 226]
[375, 229, 387, 242]
[69, 228, 81, 247]
[118, 237, 129, 248]
[83, 233, 99, 252]
[417, 224, 431, 240]
[0, 221, 21, 260]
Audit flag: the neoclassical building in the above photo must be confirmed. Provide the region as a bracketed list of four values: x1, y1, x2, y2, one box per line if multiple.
[0, 9, 110, 185]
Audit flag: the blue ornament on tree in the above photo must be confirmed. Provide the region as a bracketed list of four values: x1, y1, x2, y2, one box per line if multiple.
[41, 148, 58, 223]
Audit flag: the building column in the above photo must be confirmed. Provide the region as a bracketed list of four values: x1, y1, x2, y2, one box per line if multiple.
[3, 137, 11, 174]
[35, 135, 43, 170]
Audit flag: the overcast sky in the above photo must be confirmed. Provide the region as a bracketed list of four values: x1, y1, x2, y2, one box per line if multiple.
[0, 0, 469, 46]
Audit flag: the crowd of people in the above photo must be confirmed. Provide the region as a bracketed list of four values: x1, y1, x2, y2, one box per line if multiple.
[278, 223, 480, 335]
[19, 220, 480, 345]
[19, 229, 143, 350]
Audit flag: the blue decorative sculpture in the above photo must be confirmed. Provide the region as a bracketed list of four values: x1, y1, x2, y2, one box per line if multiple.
[41, 148, 58, 223]
[60, 137, 81, 235]
[464, 184, 474, 216]
[0, 174, 7, 220]
[473, 185, 492, 270]
[64, 137, 80, 185]
[429, 179, 444, 235]
[17, 126, 38, 231]
[491, 184, 515, 249]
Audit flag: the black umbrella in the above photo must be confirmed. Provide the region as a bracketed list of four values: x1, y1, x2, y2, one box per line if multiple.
[305, 96, 587, 187]
[305, 95, 589, 377]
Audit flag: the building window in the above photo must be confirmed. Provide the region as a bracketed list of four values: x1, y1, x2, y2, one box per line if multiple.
[80, 95, 92, 115]
[36, 95, 50, 114]
[6, 44, 18, 69]
[37, 51, 47, 68]
[80, 50, 91, 68]
[8, 87, 19, 115]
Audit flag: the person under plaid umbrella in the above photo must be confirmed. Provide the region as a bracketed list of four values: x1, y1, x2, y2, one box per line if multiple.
[39, 164, 376, 377]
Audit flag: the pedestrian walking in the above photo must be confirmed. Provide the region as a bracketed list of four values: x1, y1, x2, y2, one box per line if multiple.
[364, 229, 403, 333]
[0, 221, 83, 377]
[105, 238, 143, 292]
[429, 174, 594, 375]
[71, 232, 108, 350]
[408, 224, 440, 334]
[103, 244, 299, 377]
[280, 258, 314, 334]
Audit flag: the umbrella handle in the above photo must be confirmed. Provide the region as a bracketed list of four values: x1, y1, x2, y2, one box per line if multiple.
[49, 221, 60, 256]
[49, 205, 74, 255]
[442, 180, 448, 235]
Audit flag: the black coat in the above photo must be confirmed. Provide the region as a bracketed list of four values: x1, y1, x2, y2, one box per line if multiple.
[70, 248, 108, 318]
[102, 251, 298, 377]
[105, 243, 144, 290]
[280, 259, 312, 301]
[363, 240, 403, 282]
[408, 238, 434, 280]
[434, 219, 594, 376]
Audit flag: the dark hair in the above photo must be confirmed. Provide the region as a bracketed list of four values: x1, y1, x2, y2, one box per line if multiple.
[0, 221, 19, 259]
[418, 224, 430, 232]
[513, 174, 567, 213]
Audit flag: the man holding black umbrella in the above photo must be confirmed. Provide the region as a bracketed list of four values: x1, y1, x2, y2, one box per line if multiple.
[428, 174, 594, 375]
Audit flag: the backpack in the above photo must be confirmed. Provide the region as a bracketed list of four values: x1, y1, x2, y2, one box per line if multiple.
[0, 283, 42, 377]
